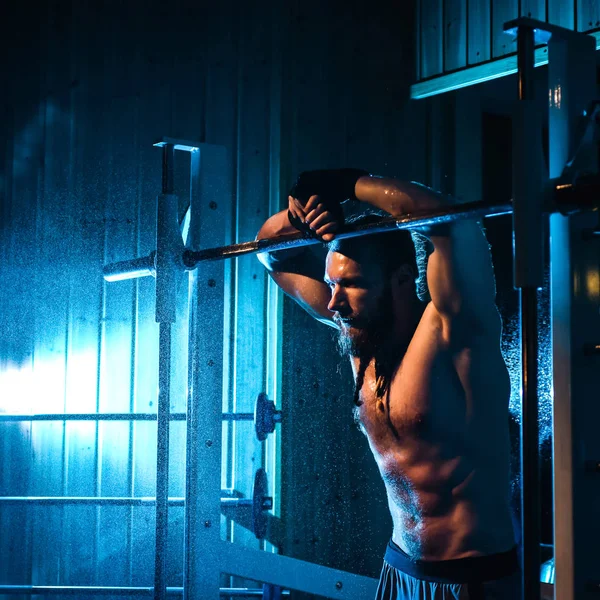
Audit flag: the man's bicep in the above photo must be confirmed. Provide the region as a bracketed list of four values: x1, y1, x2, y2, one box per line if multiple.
[425, 220, 499, 332]
[268, 270, 337, 326]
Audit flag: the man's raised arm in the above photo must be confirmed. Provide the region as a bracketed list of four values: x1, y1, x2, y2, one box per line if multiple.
[256, 203, 336, 327]
[353, 175, 500, 338]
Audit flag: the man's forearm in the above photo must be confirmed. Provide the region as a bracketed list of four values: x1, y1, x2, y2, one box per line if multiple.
[256, 209, 305, 272]
[256, 209, 326, 281]
[257, 209, 298, 240]
[354, 175, 450, 217]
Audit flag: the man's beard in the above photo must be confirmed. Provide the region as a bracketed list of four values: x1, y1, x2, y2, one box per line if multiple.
[335, 289, 395, 406]
[335, 288, 394, 361]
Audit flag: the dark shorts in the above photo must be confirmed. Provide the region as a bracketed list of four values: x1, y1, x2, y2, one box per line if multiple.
[375, 540, 521, 600]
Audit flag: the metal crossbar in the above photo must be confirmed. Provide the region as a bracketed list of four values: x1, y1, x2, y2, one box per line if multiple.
[103, 200, 513, 281]
[0, 412, 254, 422]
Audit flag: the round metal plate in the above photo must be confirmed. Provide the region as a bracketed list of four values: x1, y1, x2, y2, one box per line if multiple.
[254, 392, 276, 442]
[252, 468, 269, 539]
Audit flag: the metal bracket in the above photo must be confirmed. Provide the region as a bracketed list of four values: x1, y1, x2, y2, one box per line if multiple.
[553, 102, 600, 192]
[154, 137, 203, 152]
[503, 17, 589, 45]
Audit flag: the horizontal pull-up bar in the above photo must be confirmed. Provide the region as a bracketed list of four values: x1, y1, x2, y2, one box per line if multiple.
[103, 174, 600, 283]
[104, 200, 513, 282]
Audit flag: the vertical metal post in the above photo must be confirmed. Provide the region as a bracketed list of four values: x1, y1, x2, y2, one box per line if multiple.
[155, 322, 172, 600]
[513, 24, 543, 600]
[548, 31, 596, 600]
[154, 143, 177, 600]
[519, 289, 540, 600]
[184, 145, 230, 600]
[162, 144, 175, 197]
[265, 28, 284, 546]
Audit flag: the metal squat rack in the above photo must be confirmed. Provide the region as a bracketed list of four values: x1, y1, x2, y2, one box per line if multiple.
[3, 19, 600, 596]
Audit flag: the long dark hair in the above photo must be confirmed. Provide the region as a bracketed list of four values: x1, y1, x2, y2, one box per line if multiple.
[351, 340, 405, 407]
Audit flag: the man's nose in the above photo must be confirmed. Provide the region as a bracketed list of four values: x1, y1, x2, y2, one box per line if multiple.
[327, 286, 347, 313]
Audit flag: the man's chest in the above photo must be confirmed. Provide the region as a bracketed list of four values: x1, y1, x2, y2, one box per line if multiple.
[354, 345, 470, 451]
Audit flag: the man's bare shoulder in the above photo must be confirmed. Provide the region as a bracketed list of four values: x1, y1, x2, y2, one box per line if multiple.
[393, 301, 506, 393]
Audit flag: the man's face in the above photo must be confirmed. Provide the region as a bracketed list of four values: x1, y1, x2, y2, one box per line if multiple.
[324, 250, 393, 358]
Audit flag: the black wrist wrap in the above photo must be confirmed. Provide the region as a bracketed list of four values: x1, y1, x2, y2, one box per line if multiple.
[290, 168, 369, 207]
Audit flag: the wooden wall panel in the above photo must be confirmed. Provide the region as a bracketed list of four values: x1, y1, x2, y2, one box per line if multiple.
[578, 0, 600, 31]
[130, 423, 157, 584]
[29, 1, 74, 587]
[96, 7, 141, 586]
[492, 0, 519, 58]
[467, 0, 491, 64]
[61, 0, 104, 584]
[418, 0, 600, 80]
[454, 88, 482, 203]
[520, 0, 546, 20]
[420, 0, 444, 77]
[0, 3, 38, 592]
[0, 425, 32, 590]
[548, 0, 575, 28]
[444, 0, 467, 71]
[62, 424, 97, 585]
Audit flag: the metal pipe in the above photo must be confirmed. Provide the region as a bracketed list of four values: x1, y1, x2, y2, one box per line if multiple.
[515, 23, 542, 600]
[520, 288, 541, 600]
[517, 26, 535, 101]
[513, 28, 544, 291]
[0, 496, 260, 507]
[103, 252, 156, 282]
[0, 413, 185, 422]
[0, 412, 255, 422]
[155, 324, 172, 600]
[0, 586, 289, 597]
[0, 497, 186, 506]
[102, 201, 513, 281]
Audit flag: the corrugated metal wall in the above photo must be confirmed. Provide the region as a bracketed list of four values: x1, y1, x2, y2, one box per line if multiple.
[0, 0, 435, 596]
[418, 0, 600, 79]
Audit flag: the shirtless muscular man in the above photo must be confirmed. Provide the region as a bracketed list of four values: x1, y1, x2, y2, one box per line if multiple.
[256, 170, 520, 600]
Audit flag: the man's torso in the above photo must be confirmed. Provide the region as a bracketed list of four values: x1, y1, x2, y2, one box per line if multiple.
[353, 302, 516, 561]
